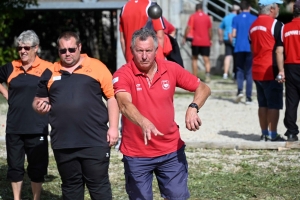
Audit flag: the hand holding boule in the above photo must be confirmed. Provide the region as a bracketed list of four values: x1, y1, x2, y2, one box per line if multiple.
[275, 74, 282, 81]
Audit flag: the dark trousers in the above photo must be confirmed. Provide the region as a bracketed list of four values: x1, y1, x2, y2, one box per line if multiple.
[235, 52, 253, 99]
[6, 134, 48, 182]
[53, 146, 112, 200]
[284, 64, 300, 136]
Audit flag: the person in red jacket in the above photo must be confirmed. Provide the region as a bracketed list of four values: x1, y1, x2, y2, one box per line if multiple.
[281, 0, 300, 141]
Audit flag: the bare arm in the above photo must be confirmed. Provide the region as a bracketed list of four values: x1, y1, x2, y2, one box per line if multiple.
[120, 32, 126, 58]
[228, 33, 233, 44]
[115, 91, 163, 145]
[156, 30, 164, 49]
[32, 96, 51, 114]
[218, 28, 223, 44]
[232, 29, 237, 38]
[209, 27, 213, 43]
[185, 82, 211, 131]
[182, 26, 191, 45]
[276, 46, 285, 83]
[106, 97, 120, 147]
[0, 83, 8, 100]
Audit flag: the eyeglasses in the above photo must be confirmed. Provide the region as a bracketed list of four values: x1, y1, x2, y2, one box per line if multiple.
[58, 47, 77, 54]
[17, 46, 36, 51]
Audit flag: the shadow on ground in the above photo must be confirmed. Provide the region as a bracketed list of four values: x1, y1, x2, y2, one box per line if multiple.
[218, 130, 260, 141]
[214, 80, 236, 85]
[210, 96, 237, 104]
[0, 160, 61, 200]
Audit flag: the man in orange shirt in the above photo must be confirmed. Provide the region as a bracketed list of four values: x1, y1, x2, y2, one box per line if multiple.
[183, 3, 212, 82]
[119, 0, 165, 62]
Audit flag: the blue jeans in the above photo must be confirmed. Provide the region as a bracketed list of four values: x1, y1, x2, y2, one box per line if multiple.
[235, 52, 253, 99]
[122, 145, 190, 200]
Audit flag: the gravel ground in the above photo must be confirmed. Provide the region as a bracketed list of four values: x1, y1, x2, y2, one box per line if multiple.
[175, 94, 289, 143]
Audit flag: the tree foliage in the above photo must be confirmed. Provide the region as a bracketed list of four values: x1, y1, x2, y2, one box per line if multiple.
[3, 9, 117, 72]
[0, 0, 37, 39]
[0, 0, 38, 65]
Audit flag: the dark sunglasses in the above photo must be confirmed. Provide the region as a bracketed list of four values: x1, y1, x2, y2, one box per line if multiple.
[58, 47, 77, 54]
[17, 46, 36, 51]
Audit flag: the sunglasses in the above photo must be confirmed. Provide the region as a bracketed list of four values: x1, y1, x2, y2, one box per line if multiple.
[58, 47, 77, 54]
[17, 46, 36, 51]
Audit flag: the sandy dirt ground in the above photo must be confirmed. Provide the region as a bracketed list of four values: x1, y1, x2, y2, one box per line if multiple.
[0, 90, 296, 143]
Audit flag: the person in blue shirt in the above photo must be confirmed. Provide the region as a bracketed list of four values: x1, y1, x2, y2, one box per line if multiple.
[232, 0, 257, 104]
[218, 4, 240, 79]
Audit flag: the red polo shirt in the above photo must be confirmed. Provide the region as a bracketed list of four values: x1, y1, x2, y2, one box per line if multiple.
[163, 17, 175, 35]
[249, 15, 283, 81]
[119, 0, 165, 62]
[188, 11, 212, 46]
[282, 18, 300, 64]
[113, 59, 200, 157]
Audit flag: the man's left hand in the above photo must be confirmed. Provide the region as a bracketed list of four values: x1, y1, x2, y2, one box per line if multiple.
[185, 108, 202, 131]
[107, 127, 119, 147]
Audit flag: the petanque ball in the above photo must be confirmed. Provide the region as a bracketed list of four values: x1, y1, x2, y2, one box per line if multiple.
[147, 4, 162, 19]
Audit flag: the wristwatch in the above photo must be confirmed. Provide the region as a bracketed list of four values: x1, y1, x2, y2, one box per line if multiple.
[188, 103, 199, 113]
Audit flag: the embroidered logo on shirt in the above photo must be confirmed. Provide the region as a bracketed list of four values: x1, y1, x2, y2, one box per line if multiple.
[40, 136, 44, 141]
[112, 77, 119, 84]
[35, 69, 43, 75]
[106, 153, 109, 157]
[53, 76, 61, 81]
[161, 80, 170, 90]
[84, 67, 92, 73]
[136, 84, 142, 91]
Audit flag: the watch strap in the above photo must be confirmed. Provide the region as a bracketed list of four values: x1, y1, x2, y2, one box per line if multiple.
[188, 103, 199, 113]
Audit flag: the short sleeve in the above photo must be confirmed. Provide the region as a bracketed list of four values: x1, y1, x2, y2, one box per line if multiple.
[219, 19, 225, 29]
[187, 15, 194, 28]
[0, 63, 12, 83]
[232, 16, 237, 29]
[98, 64, 115, 99]
[274, 20, 284, 47]
[112, 68, 132, 95]
[119, 6, 124, 33]
[174, 63, 200, 91]
[36, 68, 52, 98]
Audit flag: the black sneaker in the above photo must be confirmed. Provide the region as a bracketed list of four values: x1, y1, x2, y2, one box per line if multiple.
[266, 134, 285, 142]
[286, 134, 298, 142]
[260, 134, 267, 141]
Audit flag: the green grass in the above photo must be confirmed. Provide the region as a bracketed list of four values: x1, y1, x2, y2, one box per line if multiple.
[1, 146, 300, 200]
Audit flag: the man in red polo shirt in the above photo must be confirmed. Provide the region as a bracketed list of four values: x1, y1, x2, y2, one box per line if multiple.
[113, 28, 210, 199]
[281, 0, 300, 141]
[249, 0, 285, 141]
[182, 3, 212, 82]
[119, 0, 165, 62]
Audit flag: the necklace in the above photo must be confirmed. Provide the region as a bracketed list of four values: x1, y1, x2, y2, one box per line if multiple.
[148, 64, 157, 82]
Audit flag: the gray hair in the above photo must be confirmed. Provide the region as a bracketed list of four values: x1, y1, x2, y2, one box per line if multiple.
[259, 3, 276, 15]
[131, 28, 158, 50]
[16, 30, 40, 46]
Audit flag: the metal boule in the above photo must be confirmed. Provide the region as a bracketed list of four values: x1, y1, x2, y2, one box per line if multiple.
[147, 4, 162, 19]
